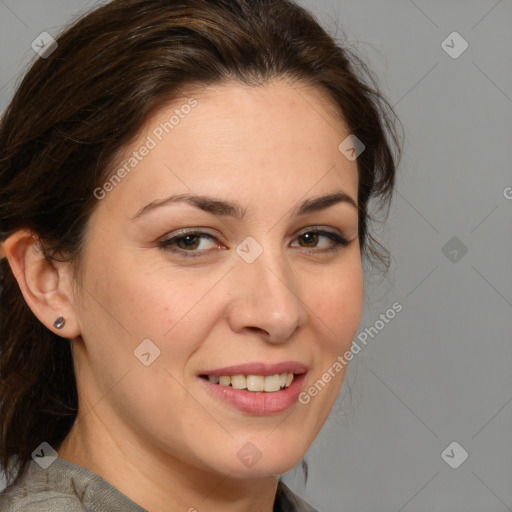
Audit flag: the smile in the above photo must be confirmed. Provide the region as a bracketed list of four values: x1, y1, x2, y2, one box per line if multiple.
[197, 362, 308, 415]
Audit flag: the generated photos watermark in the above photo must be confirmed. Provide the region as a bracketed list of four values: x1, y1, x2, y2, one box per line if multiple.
[93, 98, 198, 200]
[298, 301, 403, 404]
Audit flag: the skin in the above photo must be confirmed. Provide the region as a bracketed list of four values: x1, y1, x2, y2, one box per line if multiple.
[4, 79, 363, 512]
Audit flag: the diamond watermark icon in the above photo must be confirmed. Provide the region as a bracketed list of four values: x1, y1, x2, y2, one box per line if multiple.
[441, 32, 468, 59]
[31, 32, 58, 59]
[134, 338, 161, 366]
[237, 442, 263, 468]
[441, 441, 468, 469]
[236, 236, 263, 263]
[442, 236, 468, 263]
[32, 442, 58, 469]
[338, 134, 365, 161]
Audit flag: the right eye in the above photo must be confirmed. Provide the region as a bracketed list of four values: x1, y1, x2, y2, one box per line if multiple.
[159, 230, 223, 258]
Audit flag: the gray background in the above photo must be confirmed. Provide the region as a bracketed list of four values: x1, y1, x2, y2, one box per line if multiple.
[1, 1, 511, 511]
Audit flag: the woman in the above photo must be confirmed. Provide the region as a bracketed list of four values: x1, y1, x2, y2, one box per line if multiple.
[0, 0, 402, 510]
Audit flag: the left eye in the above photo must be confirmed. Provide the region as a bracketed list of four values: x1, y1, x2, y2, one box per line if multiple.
[292, 230, 349, 250]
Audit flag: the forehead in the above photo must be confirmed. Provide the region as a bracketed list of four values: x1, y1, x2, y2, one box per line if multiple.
[97, 79, 358, 217]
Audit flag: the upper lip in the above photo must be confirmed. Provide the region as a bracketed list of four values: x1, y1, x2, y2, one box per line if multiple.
[200, 361, 308, 377]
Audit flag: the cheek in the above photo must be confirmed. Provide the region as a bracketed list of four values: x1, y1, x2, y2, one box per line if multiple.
[129, 270, 226, 343]
[84, 257, 226, 368]
[290, 261, 363, 441]
[310, 260, 364, 351]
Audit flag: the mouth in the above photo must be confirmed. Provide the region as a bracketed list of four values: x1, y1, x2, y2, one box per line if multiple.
[197, 361, 308, 415]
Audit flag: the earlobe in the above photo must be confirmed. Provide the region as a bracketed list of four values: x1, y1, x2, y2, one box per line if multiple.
[2, 229, 81, 338]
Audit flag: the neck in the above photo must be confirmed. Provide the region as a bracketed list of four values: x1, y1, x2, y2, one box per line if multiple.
[57, 410, 279, 512]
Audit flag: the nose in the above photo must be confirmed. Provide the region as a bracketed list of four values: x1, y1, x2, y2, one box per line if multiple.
[226, 252, 309, 343]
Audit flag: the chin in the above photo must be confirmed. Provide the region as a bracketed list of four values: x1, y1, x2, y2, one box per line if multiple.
[206, 435, 311, 479]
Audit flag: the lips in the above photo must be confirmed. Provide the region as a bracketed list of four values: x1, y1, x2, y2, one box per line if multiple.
[198, 361, 308, 415]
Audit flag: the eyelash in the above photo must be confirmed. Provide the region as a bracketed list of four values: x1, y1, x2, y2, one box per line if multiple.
[158, 228, 350, 258]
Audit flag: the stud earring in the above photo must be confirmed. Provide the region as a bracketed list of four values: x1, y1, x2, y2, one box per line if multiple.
[54, 316, 65, 329]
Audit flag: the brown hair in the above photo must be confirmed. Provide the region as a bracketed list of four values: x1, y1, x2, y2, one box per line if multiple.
[0, 0, 403, 490]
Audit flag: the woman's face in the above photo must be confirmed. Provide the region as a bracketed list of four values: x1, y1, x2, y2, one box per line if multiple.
[69, 79, 363, 478]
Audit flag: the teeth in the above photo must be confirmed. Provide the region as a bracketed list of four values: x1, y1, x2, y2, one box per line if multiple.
[264, 374, 281, 392]
[219, 375, 231, 386]
[207, 372, 294, 392]
[246, 375, 264, 391]
[231, 375, 246, 390]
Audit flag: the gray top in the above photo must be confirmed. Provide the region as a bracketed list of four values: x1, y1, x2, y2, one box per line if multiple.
[0, 458, 319, 511]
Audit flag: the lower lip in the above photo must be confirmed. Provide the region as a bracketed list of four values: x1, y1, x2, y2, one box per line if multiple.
[198, 373, 307, 415]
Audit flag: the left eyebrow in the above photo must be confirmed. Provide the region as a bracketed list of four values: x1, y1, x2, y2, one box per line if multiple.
[291, 191, 358, 216]
[130, 191, 358, 221]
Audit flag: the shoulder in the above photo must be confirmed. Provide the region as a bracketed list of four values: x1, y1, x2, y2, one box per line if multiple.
[0, 491, 86, 512]
[275, 480, 321, 512]
[0, 458, 146, 512]
[0, 463, 85, 511]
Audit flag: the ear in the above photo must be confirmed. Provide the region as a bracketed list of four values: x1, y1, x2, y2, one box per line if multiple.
[2, 229, 81, 338]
